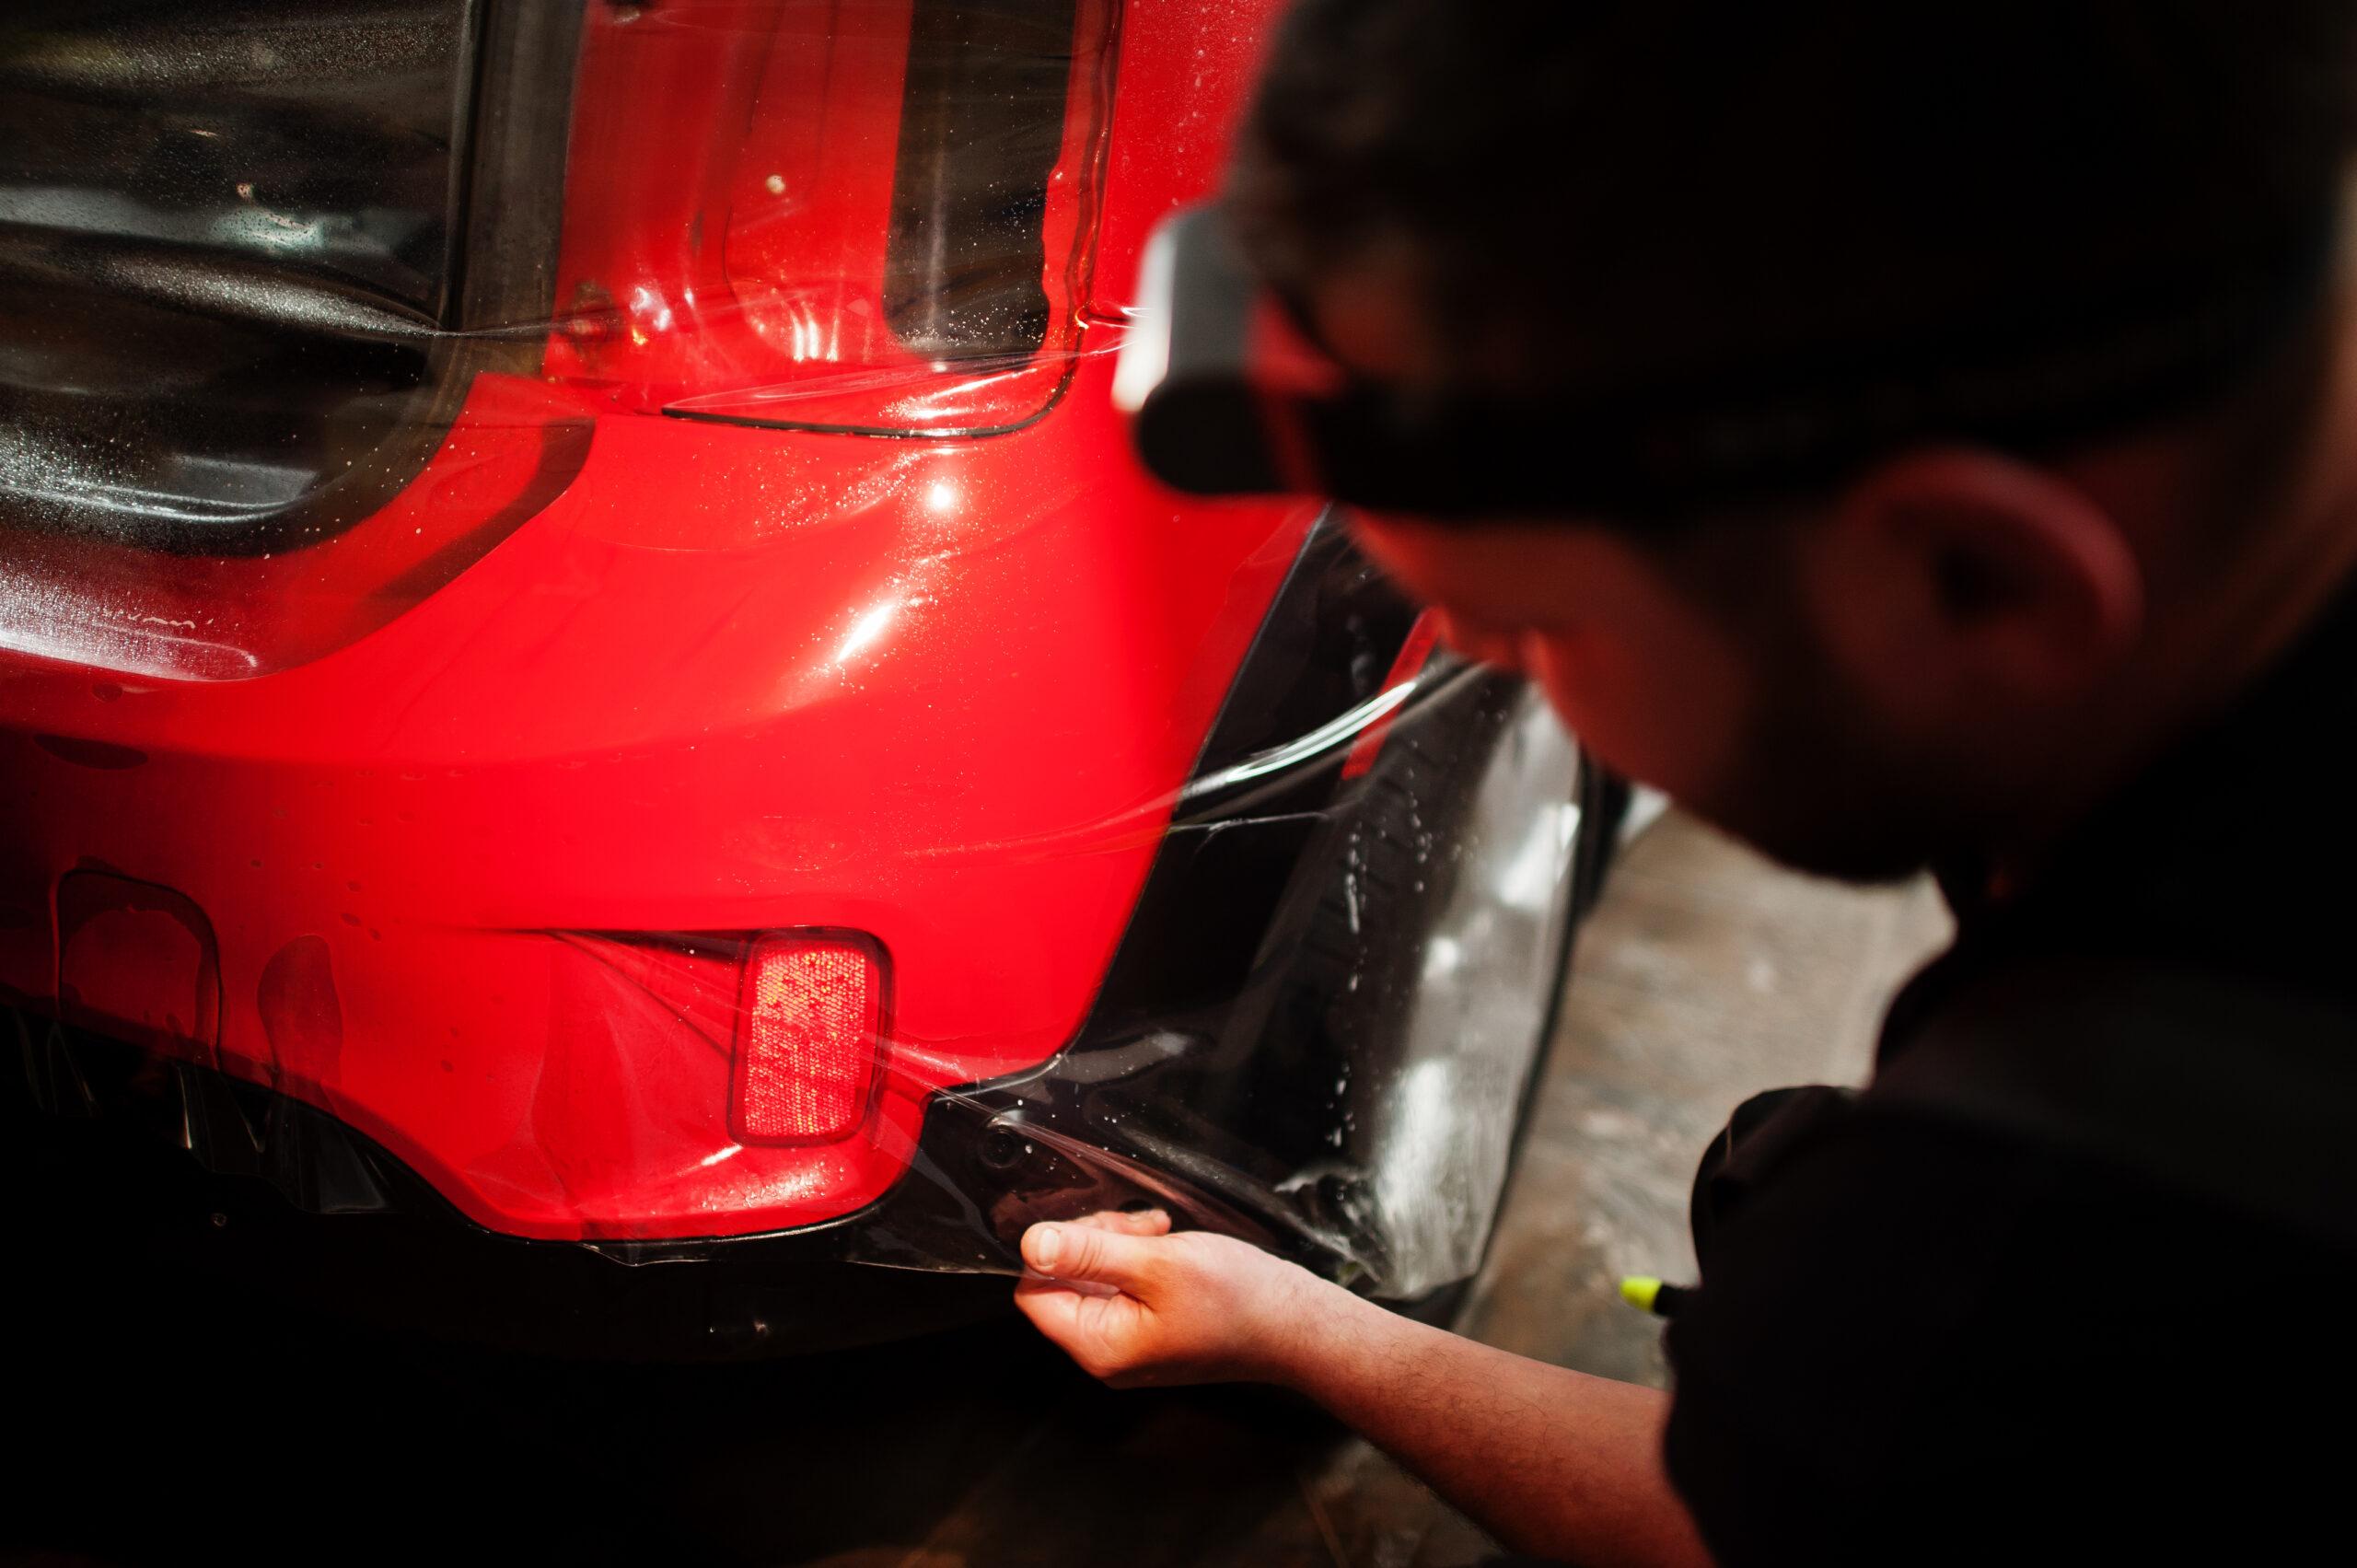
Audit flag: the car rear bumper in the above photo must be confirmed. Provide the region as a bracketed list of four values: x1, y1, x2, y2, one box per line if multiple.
[6, 1013, 1010, 1357]
[6, 676, 1498, 1356]
[5, 519, 1508, 1353]
[11, 1006, 1288, 1357]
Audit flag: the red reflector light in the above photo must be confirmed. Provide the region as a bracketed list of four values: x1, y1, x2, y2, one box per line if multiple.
[732, 934, 888, 1145]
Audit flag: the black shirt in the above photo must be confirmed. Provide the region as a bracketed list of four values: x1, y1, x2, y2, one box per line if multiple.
[1660, 585, 2357, 1563]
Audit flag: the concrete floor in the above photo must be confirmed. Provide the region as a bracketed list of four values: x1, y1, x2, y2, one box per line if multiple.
[3, 815, 1947, 1567]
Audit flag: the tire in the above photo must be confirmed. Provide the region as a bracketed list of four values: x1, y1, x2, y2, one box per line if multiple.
[1272, 668, 1608, 1310]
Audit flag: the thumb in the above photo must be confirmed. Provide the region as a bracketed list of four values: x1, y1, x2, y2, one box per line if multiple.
[1024, 1220, 1159, 1293]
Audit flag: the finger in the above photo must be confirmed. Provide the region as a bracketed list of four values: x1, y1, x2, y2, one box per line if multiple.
[1069, 1207, 1172, 1237]
[1016, 1267, 1120, 1296]
[1016, 1281, 1154, 1383]
[1016, 1281, 1117, 1360]
[1022, 1220, 1161, 1292]
[1014, 1278, 1082, 1339]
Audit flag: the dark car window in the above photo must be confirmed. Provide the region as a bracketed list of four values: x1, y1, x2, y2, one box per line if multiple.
[0, 0, 1098, 559]
[0, 0, 481, 553]
[883, 0, 1077, 363]
[0, 0, 475, 312]
[560, 0, 1110, 437]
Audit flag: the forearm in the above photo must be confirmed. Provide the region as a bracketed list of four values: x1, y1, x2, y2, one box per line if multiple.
[1273, 1289, 1713, 1568]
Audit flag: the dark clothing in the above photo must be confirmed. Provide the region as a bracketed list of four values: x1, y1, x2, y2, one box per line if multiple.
[1661, 585, 2357, 1564]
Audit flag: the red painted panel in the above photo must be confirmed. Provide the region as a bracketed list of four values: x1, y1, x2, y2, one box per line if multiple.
[0, 0, 1302, 1241]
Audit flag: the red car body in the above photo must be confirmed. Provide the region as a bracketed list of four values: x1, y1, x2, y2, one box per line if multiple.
[2, 0, 1305, 1241]
[3, 1, 1599, 1354]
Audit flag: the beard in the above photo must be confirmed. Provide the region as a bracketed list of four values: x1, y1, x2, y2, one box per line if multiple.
[1667, 624, 1980, 888]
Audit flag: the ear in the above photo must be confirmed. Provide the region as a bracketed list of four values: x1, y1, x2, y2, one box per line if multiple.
[1816, 447, 2145, 709]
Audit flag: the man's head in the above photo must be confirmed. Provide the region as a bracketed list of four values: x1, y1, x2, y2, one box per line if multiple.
[1229, 0, 2357, 882]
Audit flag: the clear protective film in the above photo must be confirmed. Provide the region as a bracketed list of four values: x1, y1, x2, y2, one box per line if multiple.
[2, 0, 1602, 1345]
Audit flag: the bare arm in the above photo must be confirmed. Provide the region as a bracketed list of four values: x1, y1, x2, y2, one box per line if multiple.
[1015, 1214, 1712, 1568]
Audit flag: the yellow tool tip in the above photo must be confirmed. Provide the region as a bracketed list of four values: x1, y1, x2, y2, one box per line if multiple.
[1619, 1275, 1663, 1312]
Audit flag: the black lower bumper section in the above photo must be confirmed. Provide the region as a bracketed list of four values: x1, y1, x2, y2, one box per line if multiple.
[6, 1016, 1021, 1359]
[6, 994, 1344, 1360]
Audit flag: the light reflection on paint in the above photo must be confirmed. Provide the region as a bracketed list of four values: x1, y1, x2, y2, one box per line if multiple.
[832, 599, 901, 667]
[628, 284, 675, 333]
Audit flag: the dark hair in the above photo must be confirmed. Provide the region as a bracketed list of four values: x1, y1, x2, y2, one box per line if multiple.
[1231, 1, 2357, 402]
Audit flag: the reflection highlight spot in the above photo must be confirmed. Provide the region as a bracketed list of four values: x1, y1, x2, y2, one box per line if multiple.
[832, 599, 900, 668]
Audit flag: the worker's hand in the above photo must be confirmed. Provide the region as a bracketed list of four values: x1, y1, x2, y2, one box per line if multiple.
[1014, 1210, 1354, 1389]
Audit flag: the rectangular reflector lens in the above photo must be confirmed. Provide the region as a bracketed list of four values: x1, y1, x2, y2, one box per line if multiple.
[731, 934, 887, 1145]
